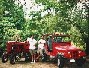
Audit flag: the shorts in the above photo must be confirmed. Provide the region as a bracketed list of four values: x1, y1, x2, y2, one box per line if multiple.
[29, 49, 36, 55]
[37, 49, 43, 55]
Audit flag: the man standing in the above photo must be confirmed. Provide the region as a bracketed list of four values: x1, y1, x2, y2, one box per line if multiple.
[47, 35, 53, 51]
[27, 35, 37, 63]
[36, 36, 46, 60]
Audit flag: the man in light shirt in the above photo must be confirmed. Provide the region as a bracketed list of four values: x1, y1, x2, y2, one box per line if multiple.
[36, 36, 46, 60]
[27, 35, 37, 63]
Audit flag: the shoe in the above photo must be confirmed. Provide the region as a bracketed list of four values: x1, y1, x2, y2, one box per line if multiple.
[30, 62, 34, 63]
[33, 60, 35, 63]
[30, 60, 34, 63]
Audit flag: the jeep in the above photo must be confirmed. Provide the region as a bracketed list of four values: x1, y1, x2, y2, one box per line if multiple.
[42, 32, 86, 68]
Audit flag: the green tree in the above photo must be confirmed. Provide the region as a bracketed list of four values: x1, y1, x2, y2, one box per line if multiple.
[34, 0, 87, 50]
[0, 0, 25, 48]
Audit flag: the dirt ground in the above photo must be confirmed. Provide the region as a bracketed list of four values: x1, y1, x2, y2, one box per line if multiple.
[0, 59, 89, 68]
[0, 59, 57, 68]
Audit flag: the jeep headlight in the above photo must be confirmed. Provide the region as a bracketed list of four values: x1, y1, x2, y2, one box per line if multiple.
[68, 52, 70, 54]
[78, 51, 82, 53]
[58, 52, 64, 55]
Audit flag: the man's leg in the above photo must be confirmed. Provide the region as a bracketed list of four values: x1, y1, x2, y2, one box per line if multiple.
[37, 49, 43, 60]
[32, 55, 34, 62]
[33, 49, 36, 63]
[30, 49, 34, 62]
[36, 49, 41, 60]
[36, 49, 39, 61]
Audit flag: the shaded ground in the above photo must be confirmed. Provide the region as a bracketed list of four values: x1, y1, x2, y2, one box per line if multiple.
[0, 60, 57, 68]
[0, 59, 89, 68]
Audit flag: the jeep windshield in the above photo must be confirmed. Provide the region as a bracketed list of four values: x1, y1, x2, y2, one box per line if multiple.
[53, 35, 70, 43]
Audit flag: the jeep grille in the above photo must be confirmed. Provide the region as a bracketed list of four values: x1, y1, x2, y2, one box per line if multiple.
[71, 51, 78, 58]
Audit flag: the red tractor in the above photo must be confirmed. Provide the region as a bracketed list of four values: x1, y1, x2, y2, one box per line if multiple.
[42, 32, 86, 68]
[2, 41, 31, 64]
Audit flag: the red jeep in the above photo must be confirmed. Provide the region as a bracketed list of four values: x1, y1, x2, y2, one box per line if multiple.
[42, 32, 86, 68]
[2, 41, 31, 64]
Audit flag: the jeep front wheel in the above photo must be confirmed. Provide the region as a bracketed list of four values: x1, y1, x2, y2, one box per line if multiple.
[76, 57, 86, 67]
[57, 58, 60, 66]
[57, 55, 65, 68]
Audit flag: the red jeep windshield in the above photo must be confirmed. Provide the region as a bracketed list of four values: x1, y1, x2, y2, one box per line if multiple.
[53, 36, 70, 43]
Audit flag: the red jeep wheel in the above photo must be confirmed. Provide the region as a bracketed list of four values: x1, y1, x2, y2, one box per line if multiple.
[57, 55, 65, 68]
[76, 57, 86, 67]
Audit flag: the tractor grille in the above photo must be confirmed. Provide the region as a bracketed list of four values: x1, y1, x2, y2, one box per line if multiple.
[71, 51, 78, 58]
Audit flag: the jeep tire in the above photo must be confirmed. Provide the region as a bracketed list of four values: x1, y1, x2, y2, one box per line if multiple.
[76, 57, 86, 67]
[57, 55, 65, 68]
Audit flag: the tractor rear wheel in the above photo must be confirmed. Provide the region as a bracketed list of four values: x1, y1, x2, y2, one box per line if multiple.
[10, 54, 16, 64]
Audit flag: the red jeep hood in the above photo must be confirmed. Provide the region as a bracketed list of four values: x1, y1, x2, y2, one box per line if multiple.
[55, 44, 80, 51]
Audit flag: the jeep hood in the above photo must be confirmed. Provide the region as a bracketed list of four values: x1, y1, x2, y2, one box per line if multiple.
[55, 44, 80, 51]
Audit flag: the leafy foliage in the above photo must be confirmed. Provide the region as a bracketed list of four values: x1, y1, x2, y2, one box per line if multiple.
[0, 0, 88, 51]
[0, 0, 25, 48]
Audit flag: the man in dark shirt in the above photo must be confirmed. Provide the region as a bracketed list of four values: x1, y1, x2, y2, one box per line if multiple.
[47, 35, 53, 51]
